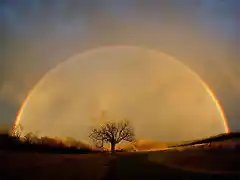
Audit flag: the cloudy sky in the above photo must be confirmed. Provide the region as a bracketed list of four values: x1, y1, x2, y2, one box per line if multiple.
[0, 0, 239, 134]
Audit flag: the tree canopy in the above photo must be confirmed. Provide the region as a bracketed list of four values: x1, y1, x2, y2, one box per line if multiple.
[89, 119, 135, 152]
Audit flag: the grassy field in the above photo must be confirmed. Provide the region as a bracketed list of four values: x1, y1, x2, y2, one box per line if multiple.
[148, 148, 239, 173]
[1, 147, 239, 180]
[1, 151, 112, 180]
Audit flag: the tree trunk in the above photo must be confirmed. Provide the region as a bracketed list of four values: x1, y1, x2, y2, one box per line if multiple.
[111, 141, 116, 153]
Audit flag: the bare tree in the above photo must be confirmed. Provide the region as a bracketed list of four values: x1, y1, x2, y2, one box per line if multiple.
[94, 138, 104, 150]
[89, 119, 135, 153]
[23, 132, 36, 144]
[12, 124, 23, 139]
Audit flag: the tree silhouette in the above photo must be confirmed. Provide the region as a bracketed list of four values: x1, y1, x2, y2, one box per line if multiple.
[12, 124, 23, 139]
[89, 119, 135, 153]
[23, 132, 36, 144]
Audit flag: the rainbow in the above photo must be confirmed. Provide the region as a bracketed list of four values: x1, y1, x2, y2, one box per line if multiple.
[200, 81, 230, 133]
[12, 45, 230, 134]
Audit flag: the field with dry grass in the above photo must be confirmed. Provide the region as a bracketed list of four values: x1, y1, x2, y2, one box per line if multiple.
[1, 146, 239, 180]
[148, 147, 239, 174]
[1, 151, 112, 180]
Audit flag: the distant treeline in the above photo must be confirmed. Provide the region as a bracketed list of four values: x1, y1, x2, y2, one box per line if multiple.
[0, 133, 103, 154]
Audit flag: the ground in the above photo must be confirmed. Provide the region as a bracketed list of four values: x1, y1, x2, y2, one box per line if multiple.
[1, 148, 239, 180]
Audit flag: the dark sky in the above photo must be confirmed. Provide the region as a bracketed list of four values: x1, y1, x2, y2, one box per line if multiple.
[0, 0, 239, 132]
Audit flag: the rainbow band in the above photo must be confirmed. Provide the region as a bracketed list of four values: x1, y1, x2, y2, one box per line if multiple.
[200, 81, 230, 133]
[13, 45, 230, 134]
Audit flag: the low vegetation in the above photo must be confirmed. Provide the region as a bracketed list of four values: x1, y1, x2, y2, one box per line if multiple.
[0, 132, 97, 154]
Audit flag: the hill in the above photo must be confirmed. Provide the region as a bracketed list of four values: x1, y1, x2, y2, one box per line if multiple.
[171, 132, 240, 147]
